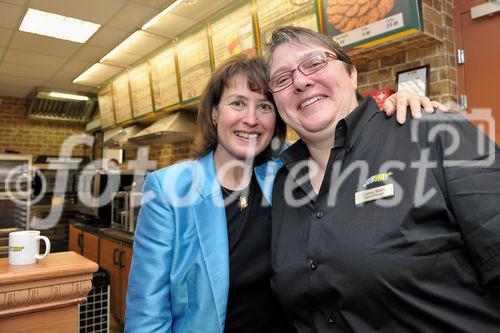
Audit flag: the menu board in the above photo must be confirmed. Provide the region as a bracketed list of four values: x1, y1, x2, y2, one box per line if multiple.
[97, 86, 115, 129]
[129, 62, 153, 117]
[176, 28, 212, 101]
[321, 0, 422, 50]
[256, 0, 318, 53]
[112, 73, 133, 123]
[150, 46, 180, 109]
[210, 4, 255, 68]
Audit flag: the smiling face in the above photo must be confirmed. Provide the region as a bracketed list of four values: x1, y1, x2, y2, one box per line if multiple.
[269, 42, 359, 144]
[213, 75, 276, 164]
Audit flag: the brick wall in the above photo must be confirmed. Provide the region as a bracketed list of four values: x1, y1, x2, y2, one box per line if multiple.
[122, 140, 194, 169]
[148, 140, 195, 169]
[355, 0, 457, 104]
[0, 96, 89, 157]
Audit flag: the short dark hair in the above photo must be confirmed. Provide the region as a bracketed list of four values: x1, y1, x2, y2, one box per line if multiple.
[265, 26, 363, 102]
[194, 54, 286, 162]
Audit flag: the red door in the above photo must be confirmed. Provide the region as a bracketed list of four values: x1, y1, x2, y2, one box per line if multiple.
[454, 0, 500, 143]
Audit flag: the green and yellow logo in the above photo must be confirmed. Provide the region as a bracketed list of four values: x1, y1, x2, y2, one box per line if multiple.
[364, 171, 394, 188]
[9, 246, 24, 252]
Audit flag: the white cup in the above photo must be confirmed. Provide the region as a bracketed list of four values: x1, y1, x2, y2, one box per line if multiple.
[9, 230, 51, 265]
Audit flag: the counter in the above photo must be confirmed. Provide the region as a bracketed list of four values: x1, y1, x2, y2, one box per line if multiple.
[69, 219, 134, 246]
[99, 228, 134, 246]
[68, 219, 134, 324]
[0, 251, 98, 332]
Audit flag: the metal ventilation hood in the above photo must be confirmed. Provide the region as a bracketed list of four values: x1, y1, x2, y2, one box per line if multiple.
[27, 89, 97, 122]
[129, 111, 197, 144]
[102, 125, 144, 148]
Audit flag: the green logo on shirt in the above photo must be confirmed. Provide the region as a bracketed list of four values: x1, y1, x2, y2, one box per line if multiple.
[364, 171, 394, 188]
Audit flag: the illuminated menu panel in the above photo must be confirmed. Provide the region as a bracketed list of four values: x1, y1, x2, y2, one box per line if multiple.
[176, 28, 212, 101]
[256, 0, 318, 54]
[210, 3, 255, 68]
[150, 46, 180, 110]
[98, 86, 115, 129]
[129, 62, 153, 117]
[112, 73, 133, 123]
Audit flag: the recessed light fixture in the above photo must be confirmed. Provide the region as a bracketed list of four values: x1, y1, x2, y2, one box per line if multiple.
[73, 63, 123, 86]
[100, 30, 166, 66]
[48, 92, 89, 101]
[19, 8, 101, 43]
[142, 0, 184, 30]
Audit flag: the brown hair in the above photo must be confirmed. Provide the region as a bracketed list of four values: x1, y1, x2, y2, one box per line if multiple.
[265, 26, 363, 102]
[195, 54, 286, 162]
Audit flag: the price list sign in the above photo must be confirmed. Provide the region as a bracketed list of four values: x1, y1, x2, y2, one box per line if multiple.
[256, 0, 319, 54]
[210, 3, 255, 69]
[176, 28, 212, 101]
[98, 86, 115, 129]
[150, 47, 180, 110]
[129, 62, 153, 117]
[112, 73, 133, 123]
[321, 0, 422, 50]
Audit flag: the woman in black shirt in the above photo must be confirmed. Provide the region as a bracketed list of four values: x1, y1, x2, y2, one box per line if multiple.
[126, 52, 437, 332]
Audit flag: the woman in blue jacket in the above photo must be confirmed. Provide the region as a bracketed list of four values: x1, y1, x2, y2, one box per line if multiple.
[126, 55, 291, 333]
[125, 54, 438, 333]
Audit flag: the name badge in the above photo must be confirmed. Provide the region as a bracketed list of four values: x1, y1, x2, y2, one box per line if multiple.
[355, 184, 394, 205]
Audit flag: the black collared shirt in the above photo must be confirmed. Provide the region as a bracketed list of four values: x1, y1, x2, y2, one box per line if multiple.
[271, 97, 500, 332]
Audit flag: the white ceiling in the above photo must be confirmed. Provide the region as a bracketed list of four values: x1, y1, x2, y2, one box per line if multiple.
[0, 0, 236, 98]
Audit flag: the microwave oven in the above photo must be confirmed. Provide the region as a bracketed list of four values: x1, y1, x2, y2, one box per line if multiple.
[77, 170, 144, 226]
[111, 191, 142, 233]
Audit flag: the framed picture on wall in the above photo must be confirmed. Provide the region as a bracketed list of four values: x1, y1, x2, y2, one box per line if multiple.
[396, 65, 430, 97]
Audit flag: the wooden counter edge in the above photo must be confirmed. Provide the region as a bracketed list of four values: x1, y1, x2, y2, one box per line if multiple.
[0, 251, 98, 286]
[0, 252, 98, 319]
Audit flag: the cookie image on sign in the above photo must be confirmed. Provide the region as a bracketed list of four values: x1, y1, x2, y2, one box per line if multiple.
[321, 0, 423, 50]
[326, 0, 395, 33]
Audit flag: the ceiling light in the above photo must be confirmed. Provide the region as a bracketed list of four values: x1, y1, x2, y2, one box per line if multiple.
[48, 92, 89, 101]
[142, 0, 184, 30]
[73, 63, 122, 86]
[19, 8, 101, 43]
[100, 51, 142, 67]
[100, 30, 166, 66]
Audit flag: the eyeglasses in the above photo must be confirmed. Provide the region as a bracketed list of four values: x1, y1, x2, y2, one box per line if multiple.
[267, 52, 339, 93]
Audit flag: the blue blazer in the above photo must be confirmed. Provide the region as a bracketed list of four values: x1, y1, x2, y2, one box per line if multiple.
[125, 152, 283, 333]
